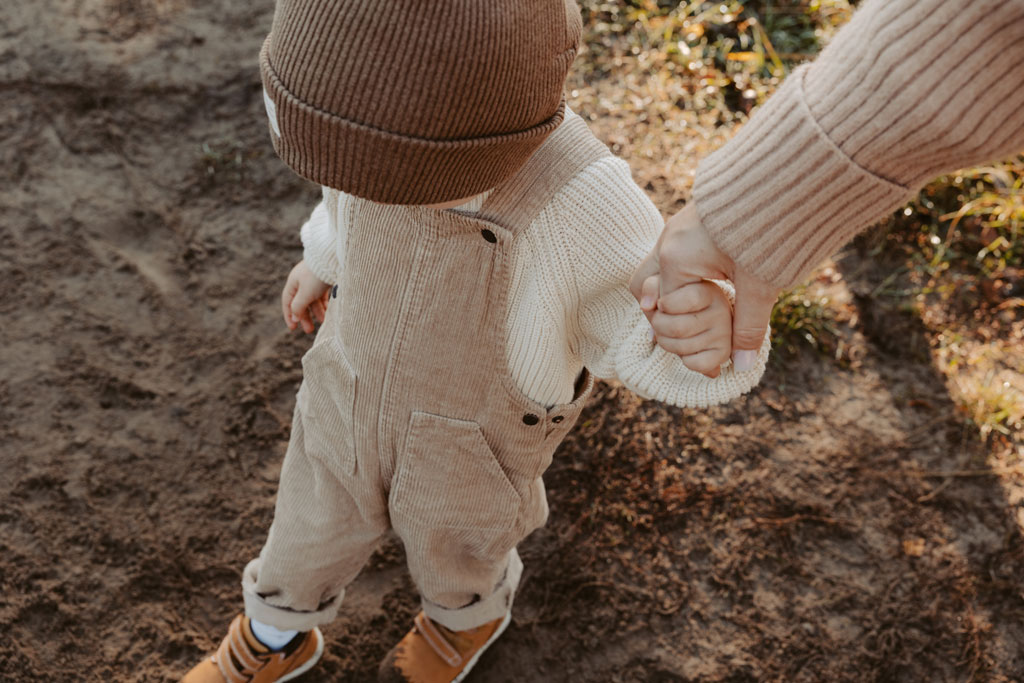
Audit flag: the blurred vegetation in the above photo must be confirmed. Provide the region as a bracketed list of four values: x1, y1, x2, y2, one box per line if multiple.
[578, 0, 853, 113]
[568, 1, 856, 205]
[768, 285, 841, 358]
[871, 160, 1024, 444]
[879, 161, 1024, 286]
[573, 1, 1022, 449]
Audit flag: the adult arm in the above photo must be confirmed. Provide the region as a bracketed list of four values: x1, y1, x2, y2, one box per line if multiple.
[698, 0, 1024, 290]
[636, 0, 1024, 366]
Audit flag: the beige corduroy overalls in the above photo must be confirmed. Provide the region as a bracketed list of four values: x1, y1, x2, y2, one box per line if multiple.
[242, 116, 610, 633]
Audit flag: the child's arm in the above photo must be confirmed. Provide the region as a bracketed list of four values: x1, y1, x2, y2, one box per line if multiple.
[282, 187, 345, 333]
[299, 188, 341, 285]
[561, 157, 769, 407]
[578, 276, 769, 408]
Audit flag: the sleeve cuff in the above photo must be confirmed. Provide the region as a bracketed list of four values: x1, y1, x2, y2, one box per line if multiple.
[611, 282, 771, 408]
[693, 66, 910, 290]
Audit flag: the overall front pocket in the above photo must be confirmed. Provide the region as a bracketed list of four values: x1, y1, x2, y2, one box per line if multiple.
[391, 412, 521, 533]
[296, 336, 358, 477]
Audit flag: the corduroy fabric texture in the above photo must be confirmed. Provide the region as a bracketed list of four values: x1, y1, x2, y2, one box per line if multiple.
[243, 116, 608, 634]
[693, 0, 1024, 290]
[260, 0, 582, 205]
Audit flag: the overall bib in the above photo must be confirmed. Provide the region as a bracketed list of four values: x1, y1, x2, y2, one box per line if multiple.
[243, 115, 611, 632]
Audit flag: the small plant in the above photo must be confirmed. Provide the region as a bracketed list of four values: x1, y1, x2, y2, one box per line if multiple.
[952, 365, 1024, 442]
[195, 139, 264, 190]
[769, 285, 841, 358]
[880, 157, 1024, 282]
[198, 140, 246, 178]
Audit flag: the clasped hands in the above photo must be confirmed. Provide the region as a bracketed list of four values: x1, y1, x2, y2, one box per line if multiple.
[628, 204, 779, 378]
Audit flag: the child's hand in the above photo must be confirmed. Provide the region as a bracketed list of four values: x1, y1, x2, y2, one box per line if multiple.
[639, 276, 732, 378]
[281, 261, 331, 334]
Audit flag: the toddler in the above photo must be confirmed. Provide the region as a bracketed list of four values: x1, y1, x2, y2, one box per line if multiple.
[184, 1, 768, 681]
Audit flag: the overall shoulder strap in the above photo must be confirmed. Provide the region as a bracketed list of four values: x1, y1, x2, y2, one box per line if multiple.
[477, 108, 612, 234]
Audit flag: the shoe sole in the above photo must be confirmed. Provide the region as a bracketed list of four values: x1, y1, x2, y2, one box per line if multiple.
[277, 627, 324, 683]
[452, 611, 512, 683]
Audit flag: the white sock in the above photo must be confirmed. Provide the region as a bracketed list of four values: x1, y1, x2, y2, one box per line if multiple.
[249, 618, 300, 650]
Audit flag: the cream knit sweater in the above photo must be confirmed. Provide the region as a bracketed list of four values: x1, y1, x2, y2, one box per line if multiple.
[695, 0, 1024, 290]
[300, 112, 769, 408]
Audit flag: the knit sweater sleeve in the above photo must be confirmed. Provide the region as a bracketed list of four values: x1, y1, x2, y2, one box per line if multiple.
[693, 0, 1024, 290]
[563, 157, 769, 408]
[299, 187, 341, 284]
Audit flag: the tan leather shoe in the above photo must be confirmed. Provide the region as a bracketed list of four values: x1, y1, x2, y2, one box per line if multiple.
[182, 614, 323, 683]
[378, 611, 510, 683]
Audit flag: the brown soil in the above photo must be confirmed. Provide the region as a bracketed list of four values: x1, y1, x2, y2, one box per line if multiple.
[3, 2, 1023, 681]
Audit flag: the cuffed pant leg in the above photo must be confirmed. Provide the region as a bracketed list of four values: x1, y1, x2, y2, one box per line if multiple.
[419, 549, 523, 632]
[388, 416, 549, 633]
[242, 411, 387, 632]
[397, 513, 528, 631]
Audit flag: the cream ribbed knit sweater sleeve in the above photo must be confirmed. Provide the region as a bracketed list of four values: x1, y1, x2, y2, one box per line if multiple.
[694, 0, 1024, 290]
[299, 187, 341, 284]
[548, 156, 769, 409]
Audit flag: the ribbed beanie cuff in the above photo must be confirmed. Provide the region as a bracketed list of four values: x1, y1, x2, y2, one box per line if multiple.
[259, 1, 581, 205]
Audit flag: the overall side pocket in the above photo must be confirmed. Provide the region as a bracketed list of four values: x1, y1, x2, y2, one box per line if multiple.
[296, 336, 358, 477]
[391, 412, 521, 533]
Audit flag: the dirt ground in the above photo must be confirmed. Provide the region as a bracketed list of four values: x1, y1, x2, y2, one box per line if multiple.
[3, 1, 1024, 681]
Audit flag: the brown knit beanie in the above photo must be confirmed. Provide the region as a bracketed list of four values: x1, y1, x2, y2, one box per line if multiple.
[260, 1, 582, 205]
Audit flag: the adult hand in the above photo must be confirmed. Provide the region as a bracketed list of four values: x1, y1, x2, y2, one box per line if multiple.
[628, 204, 780, 375]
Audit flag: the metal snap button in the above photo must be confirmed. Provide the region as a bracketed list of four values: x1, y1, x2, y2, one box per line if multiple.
[551, 415, 564, 424]
[522, 413, 540, 426]
[481, 229, 497, 243]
